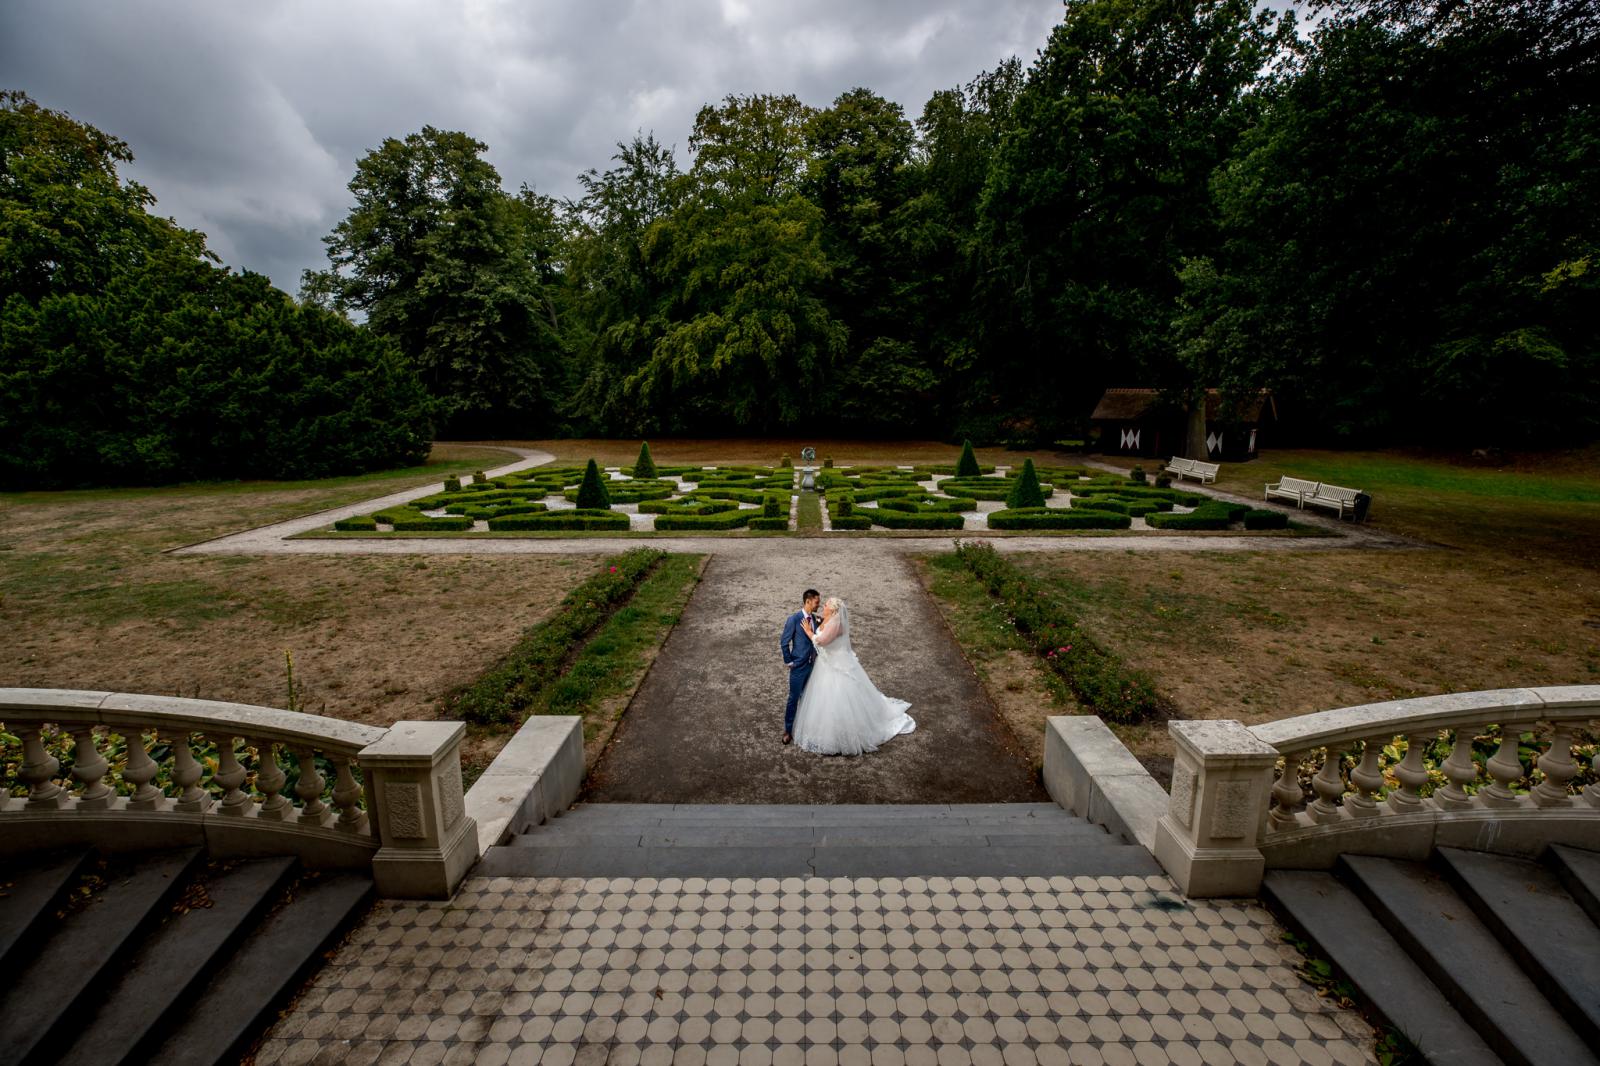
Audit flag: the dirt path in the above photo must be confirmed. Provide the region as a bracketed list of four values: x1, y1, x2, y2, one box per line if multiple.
[583, 541, 1046, 804]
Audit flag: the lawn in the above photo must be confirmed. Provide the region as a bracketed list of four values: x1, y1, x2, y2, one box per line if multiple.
[931, 447, 1600, 773]
[0, 444, 590, 728]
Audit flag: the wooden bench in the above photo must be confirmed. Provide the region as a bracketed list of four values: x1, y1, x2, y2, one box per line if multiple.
[1265, 476, 1371, 521]
[1164, 457, 1219, 484]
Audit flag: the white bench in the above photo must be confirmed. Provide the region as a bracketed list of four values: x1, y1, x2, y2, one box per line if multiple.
[1265, 476, 1321, 507]
[1265, 476, 1370, 520]
[1165, 457, 1219, 484]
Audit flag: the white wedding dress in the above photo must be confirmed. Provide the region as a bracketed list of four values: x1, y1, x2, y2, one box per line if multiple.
[792, 602, 916, 756]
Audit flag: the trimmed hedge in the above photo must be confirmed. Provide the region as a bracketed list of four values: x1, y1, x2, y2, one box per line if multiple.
[452, 549, 665, 724]
[576, 458, 611, 509]
[1007, 459, 1046, 509]
[488, 509, 629, 531]
[334, 515, 378, 531]
[956, 439, 981, 478]
[1244, 508, 1290, 530]
[986, 508, 1132, 530]
[653, 510, 754, 530]
[637, 498, 740, 516]
[748, 516, 790, 531]
[762, 494, 784, 519]
[953, 542, 1162, 724]
[1145, 501, 1252, 531]
[865, 507, 965, 530]
[633, 441, 657, 480]
[372, 507, 474, 532]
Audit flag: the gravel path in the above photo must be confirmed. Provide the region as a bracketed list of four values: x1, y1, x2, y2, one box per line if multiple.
[582, 542, 1046, 804]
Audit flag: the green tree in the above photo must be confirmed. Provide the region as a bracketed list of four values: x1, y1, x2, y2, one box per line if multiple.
[978, 0, 1292, 431]
[1006, 459, 1046, 509]
[576, 458, 611, 509]
[633, 441, 657, 479]
[1176, 0, 1600, 442]
[303, 127, 566, 435]
[956, 440, 980, 477]
[0, 93, 432, 489]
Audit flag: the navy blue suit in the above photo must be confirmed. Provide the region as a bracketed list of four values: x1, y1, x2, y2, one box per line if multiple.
[780, 609, 821, 734]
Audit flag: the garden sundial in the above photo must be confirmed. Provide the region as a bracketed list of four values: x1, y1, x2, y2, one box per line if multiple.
[801, 446, 816, 463]
[800, 446, 816, 489]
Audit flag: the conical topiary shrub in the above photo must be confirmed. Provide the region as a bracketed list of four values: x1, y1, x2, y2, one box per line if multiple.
[1007, 458, 1046, 509]
[634, 441, 657, 480]
[956, 439, 980, 478]
[577, 458, 611, 510]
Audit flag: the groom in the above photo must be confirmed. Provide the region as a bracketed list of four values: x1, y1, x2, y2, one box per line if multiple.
[779, 588, 822, 745]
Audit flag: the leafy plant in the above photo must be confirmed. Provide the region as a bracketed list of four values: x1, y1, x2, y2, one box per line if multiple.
[576, 458, 612, 510]
[1006, 458, 1046, 509]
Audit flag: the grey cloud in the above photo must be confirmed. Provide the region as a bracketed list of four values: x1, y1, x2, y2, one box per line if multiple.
[1, 0, 1062, 292]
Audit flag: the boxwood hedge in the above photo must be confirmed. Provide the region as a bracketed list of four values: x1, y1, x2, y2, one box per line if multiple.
[986, 508, 1132, 530]
[488, 509, 630, 531]
[653, 510, 754, 531]
[1244, 508, 1290, 530]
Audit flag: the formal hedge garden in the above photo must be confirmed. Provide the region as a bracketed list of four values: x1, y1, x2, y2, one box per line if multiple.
[324, 450, 1303, 537]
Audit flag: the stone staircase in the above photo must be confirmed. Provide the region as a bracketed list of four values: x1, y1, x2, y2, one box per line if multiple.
[476, 801, 1161, 878]
[0, 847, 372, 1066]
[1264, 844, 1600, 1066]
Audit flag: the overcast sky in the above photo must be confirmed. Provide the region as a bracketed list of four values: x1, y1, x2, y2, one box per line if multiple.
[2, 0, 1064, 293]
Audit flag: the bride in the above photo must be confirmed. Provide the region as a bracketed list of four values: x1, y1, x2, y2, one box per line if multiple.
[793, 597, 916, 756]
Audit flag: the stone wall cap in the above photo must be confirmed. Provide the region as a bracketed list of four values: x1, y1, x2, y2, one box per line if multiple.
[1251, 688, 1549, 749]
[98, 692, 386, 748]
[0, 688, 113, 713]
[1170, 719, 1277, 758]
[1047, 716, 1151, 777]
[359, 720, 466, 764]
[1529, 685, 1600, 710]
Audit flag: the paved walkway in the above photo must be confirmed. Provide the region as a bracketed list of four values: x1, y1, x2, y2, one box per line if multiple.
[583, 546, 1042, 805]
[260, 872, 1377, 1066]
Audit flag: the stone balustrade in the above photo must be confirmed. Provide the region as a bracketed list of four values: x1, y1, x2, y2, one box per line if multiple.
[1154, 686, 1600, 897]
[0, 688, 478, 898]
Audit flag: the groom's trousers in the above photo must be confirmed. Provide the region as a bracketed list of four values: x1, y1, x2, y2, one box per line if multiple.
[785, 661, 813, 734]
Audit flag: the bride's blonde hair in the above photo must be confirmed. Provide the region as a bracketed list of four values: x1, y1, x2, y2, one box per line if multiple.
[823, 596, 844, 614]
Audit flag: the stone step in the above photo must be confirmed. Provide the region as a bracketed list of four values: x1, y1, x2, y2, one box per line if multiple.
[1437, 847, 1600, 1047]
[0, 848, 94, 973]
[549, 802, 1082, 827]
[1340, 854, 1600, 1066]
[518, 826, 1110, 849]
[478, 842, 1160, 879]
[53, 856, 300, 1066]
[0, 848, 204, 1066]
[1551, 843, 1600, 928]
[1261, 869, 1501, 1066]
[142, 870, 374, 1066]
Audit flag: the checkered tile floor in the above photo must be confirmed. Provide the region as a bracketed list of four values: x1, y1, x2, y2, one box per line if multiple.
[259, 875, 1376, 1066]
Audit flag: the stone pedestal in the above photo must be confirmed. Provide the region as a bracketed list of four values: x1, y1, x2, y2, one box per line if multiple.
[359, 721, 479, 899]
[1152, 720, 1278, 897]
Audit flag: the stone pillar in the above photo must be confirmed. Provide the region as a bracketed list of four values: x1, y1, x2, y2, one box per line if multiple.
[1153, 720, 1278, 898]
[359, 721, 480, 899]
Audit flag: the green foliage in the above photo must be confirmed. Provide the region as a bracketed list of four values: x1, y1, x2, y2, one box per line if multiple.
[987, 508, 1132, 530]
[654, 510, 754, 530]
[1146, 501, 1252, 530]
[748, 516, 791, 531]
[953, 541, 1164, 723]
[452, 550, 664, 724]
[956, 440, 981, 478]
[1006, 459, 1046, 509]
[576, 459, 612, 510]
[633, 441, 657, 480]
[302, 126, 565, 436]
[864, 506, 964, 530]
[0, 93, 434, 489]
[1243, 508, 1290, 530]
[762, 494, 784, 519]
[371, 507, 473, 532]
[333, 515, 378, 532]
[488, 510, 628, 531]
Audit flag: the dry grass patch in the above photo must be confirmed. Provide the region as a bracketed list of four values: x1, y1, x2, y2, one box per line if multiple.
[0, 444, 588, 728]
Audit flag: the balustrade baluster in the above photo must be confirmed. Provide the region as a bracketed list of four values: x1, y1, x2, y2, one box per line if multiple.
[1268, 751, 1306, 831]
[1479, 729, 1526, 808]
[1307, 748, 1346, 823]
[256, 741, 292, 820]
[172, 733, 213, 813]
[1587, 743, 1600, 809]
[19, 725, 64, 809]
[1346, 738, 1386, 817]
[1435, 729, 1478, 810]
[1387, 733, 1430, 814]
[1530, 723, 1577, 807]
[331, 756, 367, 833]
[70, 726, 114, 809]
[214, 735, 254, 816]
[122, 729, 164, 810]
[295, 747, 330, 825]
